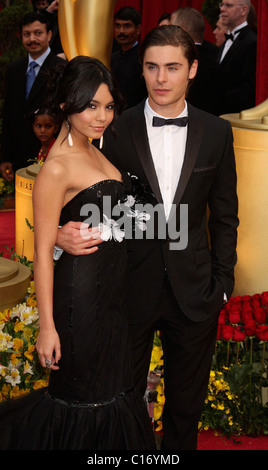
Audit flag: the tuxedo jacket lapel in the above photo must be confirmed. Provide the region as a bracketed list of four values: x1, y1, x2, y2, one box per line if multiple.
[172, 104, 203, 208]
[218, 26, 250, 64]
[127, 102, 163, 204]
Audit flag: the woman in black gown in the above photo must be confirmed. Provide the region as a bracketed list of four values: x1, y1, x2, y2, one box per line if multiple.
[0, 56, 155, 450]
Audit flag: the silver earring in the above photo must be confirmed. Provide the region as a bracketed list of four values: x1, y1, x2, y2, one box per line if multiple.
[99, 135, 103, 149]
[66, 120, 73, 147]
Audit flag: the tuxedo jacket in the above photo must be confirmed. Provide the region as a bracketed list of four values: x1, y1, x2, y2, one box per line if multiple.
[215, 25, 257, 115]
[2, 51, 65, 171]
[103, 101, 238, 324]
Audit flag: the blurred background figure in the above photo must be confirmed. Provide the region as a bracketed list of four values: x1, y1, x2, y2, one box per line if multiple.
[111, 6, 147, 108]
[157, 12, 171, 26]
[171, 7, 218, 114]
[213, 16, 227, 47]
[0, 12, 65, 179]
[215, 0, 257, 115]
[30, 107, 59, 163]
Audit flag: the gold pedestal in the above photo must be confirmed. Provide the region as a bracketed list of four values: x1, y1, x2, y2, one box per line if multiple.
[0, 257, 31, 310]
[221, 112, 268, 296]
[15, 164, 40, 262]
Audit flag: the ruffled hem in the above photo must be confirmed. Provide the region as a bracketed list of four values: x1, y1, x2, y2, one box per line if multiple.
[0, 387, 155, 450]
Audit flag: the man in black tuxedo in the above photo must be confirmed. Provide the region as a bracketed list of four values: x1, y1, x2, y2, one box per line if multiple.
[0, 11, 65, 180]
[170, 7, 219, 114]
[56, 26, 238, 450]
[215, 0, 257, 115]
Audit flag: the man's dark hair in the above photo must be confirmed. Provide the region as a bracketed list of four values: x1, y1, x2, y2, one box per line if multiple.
[140, 25, 198, 69]
[20, 12, 50, 32]
[114, 7, 142, 26]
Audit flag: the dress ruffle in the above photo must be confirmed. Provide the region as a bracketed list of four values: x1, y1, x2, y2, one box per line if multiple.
[0, 387, 155, 450]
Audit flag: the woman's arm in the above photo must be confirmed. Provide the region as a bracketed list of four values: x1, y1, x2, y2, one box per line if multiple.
[32, 160, 67, 369]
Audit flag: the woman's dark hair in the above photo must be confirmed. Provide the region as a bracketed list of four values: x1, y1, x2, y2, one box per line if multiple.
[47, 55, 125, 130]
[140, 25, 198, 70]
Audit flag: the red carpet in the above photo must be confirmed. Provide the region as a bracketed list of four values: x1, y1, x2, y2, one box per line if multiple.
[197, 429, 268, 450]
[0, 210, 15, 258]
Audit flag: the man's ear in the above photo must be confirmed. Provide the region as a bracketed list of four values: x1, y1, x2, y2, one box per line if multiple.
[189, 59, 198, 80]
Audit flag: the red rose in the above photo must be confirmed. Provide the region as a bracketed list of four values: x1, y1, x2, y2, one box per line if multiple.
[233, 326, 246, 342]
[253, 306, 267, 324]
[256, 325, 268, 341]
[221, 325, 234, 341]
[241, 308, 253, 325]
[228, 297, 242, 310]
[227, 309, 241, 324]
[251, 298, 261, 308]
[261, 291, 268, 303]
[261, 293, 268, 308]
[244, 319, 256, 337]
[218, 311, 226, 326]
[241, 299, 252, 311]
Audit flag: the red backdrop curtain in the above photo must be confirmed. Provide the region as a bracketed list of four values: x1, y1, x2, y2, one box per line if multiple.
[115, 0, 268, 106]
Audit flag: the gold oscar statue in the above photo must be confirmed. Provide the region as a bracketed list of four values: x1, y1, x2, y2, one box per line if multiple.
[58, 0, 118, 68]
[221, 102, 268, 296]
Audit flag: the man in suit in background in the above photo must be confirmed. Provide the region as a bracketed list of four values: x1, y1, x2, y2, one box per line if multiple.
[215, 0, 257, 115]
[0, 12, 65, 180]
[170, 7, 219, 114]
[56, 25, 238, 450]
[111, 6, 147, 109]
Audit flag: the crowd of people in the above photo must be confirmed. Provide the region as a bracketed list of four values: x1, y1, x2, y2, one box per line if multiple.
[0, 0, 255, 451]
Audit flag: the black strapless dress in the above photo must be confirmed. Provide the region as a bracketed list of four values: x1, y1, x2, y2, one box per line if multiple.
[0, 178, 155, 450]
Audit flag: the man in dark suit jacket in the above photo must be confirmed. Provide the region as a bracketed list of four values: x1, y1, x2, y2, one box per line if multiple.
[215, 0, 257, 115]
[111, 7, 147, 109]
[171, 7, 219, 114]
[0, 11, 65, 179]
[56, 25, 238, 450]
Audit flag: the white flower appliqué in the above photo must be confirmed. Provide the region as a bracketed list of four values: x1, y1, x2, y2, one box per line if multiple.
[98, 214, 125, 242]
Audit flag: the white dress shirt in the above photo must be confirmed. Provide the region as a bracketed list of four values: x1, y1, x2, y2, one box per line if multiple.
[220, 21, 248, 62]
[144, 98, 188, 219]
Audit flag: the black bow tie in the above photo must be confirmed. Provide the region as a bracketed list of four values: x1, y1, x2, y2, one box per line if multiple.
[225, 32, 234, 41]
[152, 116, 188, 127]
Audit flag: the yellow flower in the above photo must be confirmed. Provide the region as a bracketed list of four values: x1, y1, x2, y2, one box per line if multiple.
[24, 344, 35, 361]
[27, 281, 35, 294]
[5, 368, 21, 386]
[217, 403, 225, 410]
[23, 327, 33, 342]
[33, 379, 49, 390]
[26, 296, 37, 308]
[0, 309, 11, 324]
[0, 330, 13, 351]
[154, 402, 164, 422]
[10, 386, 29, 399]
[150, 346, 163, 368]
[1, 384, 11, 396]
[14, 320, 25, 333]
[154, 421, 163, 432]
[10, 353, 20, 365]
[13, 337, 24, 352]
[23, 360, 34, 375]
